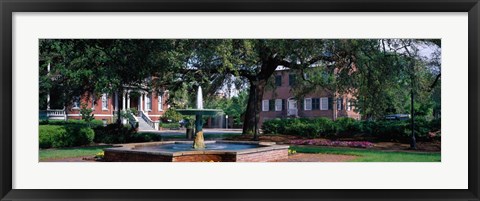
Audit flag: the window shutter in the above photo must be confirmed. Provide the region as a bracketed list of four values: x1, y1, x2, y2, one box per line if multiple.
[345, 98, 349, 111]
[328, 97, 333, 110]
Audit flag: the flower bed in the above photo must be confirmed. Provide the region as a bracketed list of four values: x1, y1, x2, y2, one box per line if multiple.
[289, 139, 374, 148]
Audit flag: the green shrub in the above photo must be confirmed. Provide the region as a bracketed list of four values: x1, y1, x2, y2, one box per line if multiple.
[39, 125, 65, 148]
[334, 117, 361, 136]
[39, 119, 103, 128]
[262, 118, 284, 134]
[263, 117, 334, 138]
[129, 133, 162, 142]
[39, 125, 95, 148]
[129, 108, 138, 116]
[80, 104, 95, 123]
[93, 123, 135, 144]
[262, 117, 441, 142]
[161, 122, 180, 129]
[163, 109, 183, 122]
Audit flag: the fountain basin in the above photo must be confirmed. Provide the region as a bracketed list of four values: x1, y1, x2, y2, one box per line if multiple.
[103, 141, 289, 162]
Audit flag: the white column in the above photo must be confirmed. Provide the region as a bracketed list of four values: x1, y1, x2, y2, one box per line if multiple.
[127, 91, 131, 109]
[144, 93, 148, 114]
[47, 63, 50, 110]
[122, 91, 126, 111]
[47, 94, 50, 110]
[114, 92, 118, 111]
[139, 92, 144, 111]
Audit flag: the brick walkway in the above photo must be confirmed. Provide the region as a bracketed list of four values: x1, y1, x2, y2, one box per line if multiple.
[42, 153, 357, 162]
[276, 153, 357, 162]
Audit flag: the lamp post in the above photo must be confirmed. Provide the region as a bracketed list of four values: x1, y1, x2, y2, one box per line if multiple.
[225, 115, 228, 129]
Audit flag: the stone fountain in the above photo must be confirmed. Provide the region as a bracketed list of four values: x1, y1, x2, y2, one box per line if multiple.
[176, 86, 222, 149]
[103, 86, 289, 162]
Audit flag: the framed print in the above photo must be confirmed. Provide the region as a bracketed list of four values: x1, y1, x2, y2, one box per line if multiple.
[1, 0, 479, 201]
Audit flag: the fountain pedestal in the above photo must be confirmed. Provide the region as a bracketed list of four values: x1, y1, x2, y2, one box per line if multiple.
[193, 114, 205, 149]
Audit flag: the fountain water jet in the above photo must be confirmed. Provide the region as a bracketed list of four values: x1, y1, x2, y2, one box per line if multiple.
[176, 86, 222, 149]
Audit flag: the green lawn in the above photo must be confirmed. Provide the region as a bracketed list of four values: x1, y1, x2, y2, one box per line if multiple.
[39, 145, 112, 161]
[291, 146, 441, 162]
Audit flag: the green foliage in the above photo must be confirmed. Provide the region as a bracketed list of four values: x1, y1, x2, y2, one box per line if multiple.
[334, 117, 361, 137]
[161, 122, 180, 129]
[93, 124, 135, 144]
[262, 118, 335, 138]
[262, 117, 441, 142]
[39, 119, 103, 128]
[129, 133, 162, 142]
[183, 116, 195, 129]
[93, 123, 162, 144]
[80, 103, 95, 124]
[39, 125, 95, 149]
[129, 108, 138, 116]
[163, 108, 183, 122]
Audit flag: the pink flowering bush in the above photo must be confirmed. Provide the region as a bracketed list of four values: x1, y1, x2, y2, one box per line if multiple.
[289, 139, 374, 148]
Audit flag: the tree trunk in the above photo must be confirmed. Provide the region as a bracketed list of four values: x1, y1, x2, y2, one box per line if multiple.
[242, 79, 267, 135]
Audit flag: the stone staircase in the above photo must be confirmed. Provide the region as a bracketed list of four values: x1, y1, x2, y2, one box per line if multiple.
[137, 116, 156, 131]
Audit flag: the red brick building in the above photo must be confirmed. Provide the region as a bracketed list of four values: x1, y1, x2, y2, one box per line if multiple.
[40, 64, 169, 130]
[41, 87, 169, 130]
[260, 68, 360, 125]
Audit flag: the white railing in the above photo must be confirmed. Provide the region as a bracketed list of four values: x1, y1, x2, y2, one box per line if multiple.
[39, 109, 66, 120]
[287, 109, 298, 117]
[126, 110, 139, 128]
[140, 110, 159, 130]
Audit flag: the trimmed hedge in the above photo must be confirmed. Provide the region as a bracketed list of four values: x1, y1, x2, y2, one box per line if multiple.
[93, 124, 162, 144]
[39, 119, 103, 128]
[39, 125, 95, 149]
[93, 124, 134, 144]
[262, 117, 441, 142]
[160, 122, 180, 129]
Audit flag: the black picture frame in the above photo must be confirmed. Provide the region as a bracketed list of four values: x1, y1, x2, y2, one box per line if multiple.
[1, 0, 479, 200]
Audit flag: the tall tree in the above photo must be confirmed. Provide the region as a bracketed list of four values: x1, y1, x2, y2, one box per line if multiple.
[173, 39, 343, 137]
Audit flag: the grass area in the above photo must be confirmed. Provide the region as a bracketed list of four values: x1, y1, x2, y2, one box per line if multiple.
[160, 122, 180, 129]
[39, 145, 112, 161]
[291, 146, 441, 162]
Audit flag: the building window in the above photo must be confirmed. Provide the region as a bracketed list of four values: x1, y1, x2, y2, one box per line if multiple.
[304, 98, 312, 110]
[102, 93, 108, 110]
[289, 74, 296, 86]
[320, 97, 328, 110]
[158, 95, 163, 111]
[312, 98, 320, 110]
[275, 99, 282, 111]
[91, 95, 96, 110]
[72, 96, 80, 109]
[347, 100, 352, 111]
[275, 75, 282, 87]
[262, 100, 269, 111]
[146, 93, 152, 111]
[337, 98, 343, 110]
